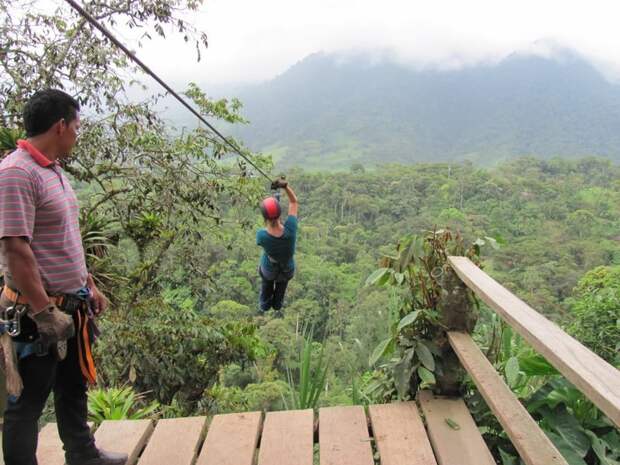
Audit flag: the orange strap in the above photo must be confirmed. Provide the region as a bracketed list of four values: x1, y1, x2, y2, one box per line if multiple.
[2, 286, 65, 307]
[76, 310, 97, 384]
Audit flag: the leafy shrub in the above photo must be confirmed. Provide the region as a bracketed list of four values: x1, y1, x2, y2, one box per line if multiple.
[207, 381, 290, 413]
[365, 229, 482, 399]
[286, 327, 329, 410]
[566, 266, 620, 365]
[88, 386, 159, 424]
[94, 297, 261, 413]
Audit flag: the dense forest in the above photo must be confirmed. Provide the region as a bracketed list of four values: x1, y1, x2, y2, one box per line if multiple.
[1, 1, 619, 464]
[83, 158, 620, 464]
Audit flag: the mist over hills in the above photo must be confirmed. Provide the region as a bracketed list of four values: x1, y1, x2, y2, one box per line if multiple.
[213, 47, 620, 170]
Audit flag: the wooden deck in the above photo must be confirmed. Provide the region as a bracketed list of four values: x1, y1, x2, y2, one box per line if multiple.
[38, 393, 493, 465]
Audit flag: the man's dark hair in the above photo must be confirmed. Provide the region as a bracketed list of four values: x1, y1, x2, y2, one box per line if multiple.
[22, 89, 80, 137]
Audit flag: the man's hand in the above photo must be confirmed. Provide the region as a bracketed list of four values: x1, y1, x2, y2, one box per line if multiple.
[28, 304, 75, 343]
[87, 275, 109, 316]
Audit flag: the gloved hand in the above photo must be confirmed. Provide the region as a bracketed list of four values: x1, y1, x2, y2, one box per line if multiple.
[28, 304, 75, 344]
[271, 178, 288, 189]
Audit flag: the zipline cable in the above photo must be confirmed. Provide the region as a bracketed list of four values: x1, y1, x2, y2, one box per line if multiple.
[63, 0, 273, 182]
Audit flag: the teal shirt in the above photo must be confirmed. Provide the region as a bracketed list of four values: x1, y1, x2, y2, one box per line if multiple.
[257, 215, 298, 273]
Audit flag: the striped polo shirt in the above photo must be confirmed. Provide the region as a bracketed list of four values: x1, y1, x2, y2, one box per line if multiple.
[0, 140, 87, 294]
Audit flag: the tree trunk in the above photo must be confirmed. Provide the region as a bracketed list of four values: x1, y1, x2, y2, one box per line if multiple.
[434, 265, 478, 395]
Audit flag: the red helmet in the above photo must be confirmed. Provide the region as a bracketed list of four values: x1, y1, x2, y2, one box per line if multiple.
[260, 197, 281, 220]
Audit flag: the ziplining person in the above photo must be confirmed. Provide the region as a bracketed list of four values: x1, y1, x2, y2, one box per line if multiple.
[256, 179, 299, 315]
[62, 0, 303, 313]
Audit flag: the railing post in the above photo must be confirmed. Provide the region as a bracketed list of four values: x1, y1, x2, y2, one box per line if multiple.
[434, 264, 478, 395]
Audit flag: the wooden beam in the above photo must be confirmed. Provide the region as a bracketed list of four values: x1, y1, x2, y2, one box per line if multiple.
[37, 423, 69, 465]
[319, 406, 374, 465]
[94, 419, 154, 465]
[138, 416, 207, 465]
[418, 391, 495, 465]
[368, 402, 437, 465]
[196, 411, 263, 465]
[37, 422, 96, 465]
[448, 256, 620, 427]
[448, 331, 567, 465]
[257, 409, 314, 465]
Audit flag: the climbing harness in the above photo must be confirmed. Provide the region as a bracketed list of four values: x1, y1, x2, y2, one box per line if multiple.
[0, 285, 98, 379]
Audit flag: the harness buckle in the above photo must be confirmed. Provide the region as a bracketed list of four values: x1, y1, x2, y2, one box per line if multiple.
[1, 305, 27, 337]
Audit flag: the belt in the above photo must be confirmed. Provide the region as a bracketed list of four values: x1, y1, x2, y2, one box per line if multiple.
[2, 286, 85, 314]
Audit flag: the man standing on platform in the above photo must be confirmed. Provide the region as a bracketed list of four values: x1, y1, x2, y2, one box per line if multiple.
[0, 89, 127, 465]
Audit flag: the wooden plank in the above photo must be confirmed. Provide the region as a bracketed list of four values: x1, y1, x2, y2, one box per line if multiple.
[257, 409, 314, 465]
[319, 405, 374, 465]
[448, 331, 567, 465]
[37, 422, 94, 465]
[448, 256, 620, 426]
[418, 391, 495, 465]
[368, 402, 437, 465]
[138, 416, 207, 465]
[196, 411, 262, 465]
[37, 423, 66, 465]
[94, 419, 154, 465]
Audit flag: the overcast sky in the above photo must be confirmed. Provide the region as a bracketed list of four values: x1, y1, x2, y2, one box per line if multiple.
[131, 0, 620, 87]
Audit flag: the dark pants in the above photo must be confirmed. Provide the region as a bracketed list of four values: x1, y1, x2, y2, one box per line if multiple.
[259, 266, 294, 311]
[3, 335, 96, 465]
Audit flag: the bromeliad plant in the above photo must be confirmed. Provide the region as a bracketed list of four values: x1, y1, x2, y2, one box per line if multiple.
[87, 386, 160, 425]
[286, 326, 330, 410]
[0, 126, 24, 155]
[365, 229, 485, 400]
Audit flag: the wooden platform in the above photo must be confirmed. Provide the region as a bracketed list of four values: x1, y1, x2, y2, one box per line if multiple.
[38, 394, 493, 465]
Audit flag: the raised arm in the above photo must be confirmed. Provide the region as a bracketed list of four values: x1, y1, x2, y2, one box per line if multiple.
[284, 184, 298, 217]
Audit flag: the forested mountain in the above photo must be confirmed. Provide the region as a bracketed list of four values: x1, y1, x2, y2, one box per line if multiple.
[227, 49, 620, 169]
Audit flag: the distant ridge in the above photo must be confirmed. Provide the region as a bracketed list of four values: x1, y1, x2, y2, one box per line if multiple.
[226, 47, 620, 170]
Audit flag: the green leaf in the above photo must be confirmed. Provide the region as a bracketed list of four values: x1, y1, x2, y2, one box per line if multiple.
[365, 268, 390, 286]
[369, 337, 394, 366]
[498, 448, 519, 465]
[416, 342, 435, 371]
[501, 326, 513, 361]
[518, 353, 558, 376]
[602, 431, 620, 455]
[544, 407, 591, 458]
[484, 236, 500, 250]
[417, 366, 436, 385]
[585, 430, 620, 465]
[545, 431, 588, 465]
[397, 310, 420, 332]
[505, 356, 520, 387]
[445, 418, 461, 430]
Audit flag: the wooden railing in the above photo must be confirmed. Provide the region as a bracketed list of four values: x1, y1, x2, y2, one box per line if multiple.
[446, 256, 620, 465]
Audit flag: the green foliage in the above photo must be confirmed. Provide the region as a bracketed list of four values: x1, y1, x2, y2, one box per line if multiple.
[94, 297, 260, 413]
[0, 126, 24, 153]
[286, 327, 330, 410]
[208, 381, 290, 413]
[566, 266, 620, 365]
[87, 386, 159, 425]
[470, 307, 619, 465]
[366, 229, 480, 399]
